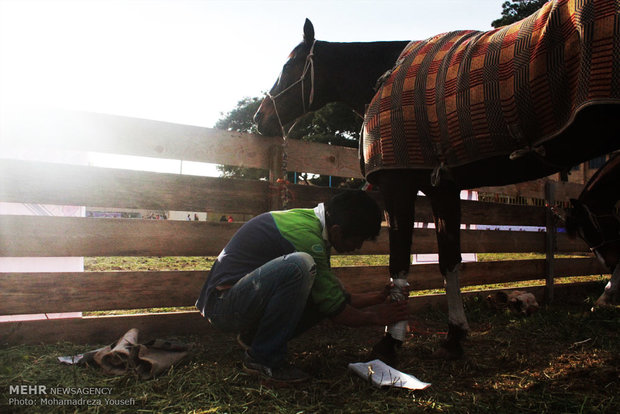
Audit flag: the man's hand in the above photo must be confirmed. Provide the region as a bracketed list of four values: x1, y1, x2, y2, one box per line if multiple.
[370, 300, 409, 326]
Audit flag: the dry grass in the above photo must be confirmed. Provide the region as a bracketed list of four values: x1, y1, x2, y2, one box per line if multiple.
[2, 256, 617, 412]
[1, 290, 619, 413]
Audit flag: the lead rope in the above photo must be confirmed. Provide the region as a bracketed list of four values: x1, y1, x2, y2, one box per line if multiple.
[265, 40, 316, 209]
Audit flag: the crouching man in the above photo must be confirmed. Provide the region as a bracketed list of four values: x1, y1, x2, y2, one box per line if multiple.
[196, 190, 409, 384]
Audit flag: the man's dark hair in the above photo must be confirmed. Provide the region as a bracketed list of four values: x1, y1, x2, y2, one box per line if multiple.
[325, 190, 382, 241]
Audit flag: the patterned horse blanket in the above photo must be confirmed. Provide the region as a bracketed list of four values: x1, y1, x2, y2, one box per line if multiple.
[361, 0, 620, 178]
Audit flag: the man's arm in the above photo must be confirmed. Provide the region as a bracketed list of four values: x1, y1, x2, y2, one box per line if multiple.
[330, 300, 409, 327]
[349, 291, 387, 308]
[348, 282, 411, 309]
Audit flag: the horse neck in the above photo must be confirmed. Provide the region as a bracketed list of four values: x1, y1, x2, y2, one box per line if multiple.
[314, 40, 409, 114]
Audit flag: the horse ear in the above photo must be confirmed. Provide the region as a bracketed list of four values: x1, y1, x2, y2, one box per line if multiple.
[304, 18, 315, 44]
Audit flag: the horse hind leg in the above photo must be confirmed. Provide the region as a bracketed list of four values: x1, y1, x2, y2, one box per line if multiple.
[428, 182, 469, 360]
[438, 265, 469, 359]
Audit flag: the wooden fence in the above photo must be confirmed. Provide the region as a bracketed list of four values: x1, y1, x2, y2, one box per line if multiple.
[0, 110, 608, 345]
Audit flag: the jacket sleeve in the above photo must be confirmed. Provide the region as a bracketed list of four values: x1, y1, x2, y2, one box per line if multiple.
[305, 239, 348, 316]
[273, 211, 348, 316]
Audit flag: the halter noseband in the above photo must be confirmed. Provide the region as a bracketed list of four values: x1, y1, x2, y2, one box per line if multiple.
[266, 40, 316, 138]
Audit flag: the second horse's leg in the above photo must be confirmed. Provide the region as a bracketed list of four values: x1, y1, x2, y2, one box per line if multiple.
[595, 263, 620, 307]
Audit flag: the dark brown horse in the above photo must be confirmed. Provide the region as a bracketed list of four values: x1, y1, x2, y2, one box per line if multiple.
[255, 1, 620, 360]
[566, 152, 620, 307]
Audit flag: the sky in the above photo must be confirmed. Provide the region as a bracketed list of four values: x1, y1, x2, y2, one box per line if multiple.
[0, 0, 504, 128]
[0, 0, 505, 174]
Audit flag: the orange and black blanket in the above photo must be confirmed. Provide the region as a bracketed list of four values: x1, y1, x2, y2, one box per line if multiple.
[362, 0, 620, 177]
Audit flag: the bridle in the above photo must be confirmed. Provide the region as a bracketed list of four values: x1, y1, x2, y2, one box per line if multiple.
[572, 202, 620, 251]
[263, 40, 316, 208]
[265, 39, 317, 139]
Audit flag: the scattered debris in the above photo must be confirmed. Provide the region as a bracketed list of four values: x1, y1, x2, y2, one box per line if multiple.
[487, 290, 539, 315]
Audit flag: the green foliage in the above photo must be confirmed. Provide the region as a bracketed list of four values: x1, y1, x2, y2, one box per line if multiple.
[491, 0, 548, 28]
[287, 102, 362, 148]
[214, 96, 262, 134]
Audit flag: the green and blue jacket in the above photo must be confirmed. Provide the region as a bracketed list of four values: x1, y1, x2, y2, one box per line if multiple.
[196, 204, 348, 317]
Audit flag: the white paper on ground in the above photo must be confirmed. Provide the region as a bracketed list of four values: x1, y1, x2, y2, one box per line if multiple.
[348, 359, 431, 390]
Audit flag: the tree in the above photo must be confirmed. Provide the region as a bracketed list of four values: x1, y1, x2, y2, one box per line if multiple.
[214, 96, 261, 134]
[215, 97, 363, 187]
[491, 0, 548, 28]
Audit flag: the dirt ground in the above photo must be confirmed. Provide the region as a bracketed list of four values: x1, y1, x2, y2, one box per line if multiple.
[1, 290, 619, 413]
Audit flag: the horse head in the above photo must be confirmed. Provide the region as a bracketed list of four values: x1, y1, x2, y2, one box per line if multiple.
[565, 199, 598, 242]
[566, 198, 620, 269]
[254, 19, 318, 136]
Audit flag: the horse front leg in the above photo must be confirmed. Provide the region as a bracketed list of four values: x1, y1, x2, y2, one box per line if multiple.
[370, 172, 417, 365]
[428, 183, 469, 359]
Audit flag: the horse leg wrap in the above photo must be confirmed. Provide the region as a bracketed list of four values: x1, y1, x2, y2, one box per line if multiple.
[386, 275, 409, 342]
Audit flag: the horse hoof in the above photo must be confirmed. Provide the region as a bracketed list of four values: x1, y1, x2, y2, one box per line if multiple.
[369, 335, 401, 366]
[431, 345, 463, 360]
[369, 345, 397, 366]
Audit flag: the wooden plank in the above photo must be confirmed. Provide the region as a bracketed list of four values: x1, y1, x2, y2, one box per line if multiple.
[477, 179, 583, 201]
[556, 234, 591, 253]
[0, 159, 270, 215]
[0, 311, 210, 346]
[0, 158, 555, 226]
[337, 257, 606, 293]
[0, 215, 590, 257]
[402, 281, 604, 314]
[285, 139, 361, 178]
[459, 199, 546, 227]
[0, 258, 605, 315]
[0, 216, 241, 257]
[0, 282, 603, 345]
[0, 271, 208, 315]
[2, 110, 588, 196]
[1, 110, 362, 179]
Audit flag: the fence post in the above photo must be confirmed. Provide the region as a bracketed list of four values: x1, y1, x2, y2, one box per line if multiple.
[268, 144, 283, 211]
[544, 180, 557, 303]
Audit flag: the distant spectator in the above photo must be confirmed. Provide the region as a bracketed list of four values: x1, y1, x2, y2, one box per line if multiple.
[220, 215, 228, 222]
[227, 216, 234, 223]
[194, 214, 199, 221]
[187, 214, 191, 221]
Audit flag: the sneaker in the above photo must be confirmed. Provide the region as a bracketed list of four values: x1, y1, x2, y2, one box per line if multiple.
[242, 352, 310, 384]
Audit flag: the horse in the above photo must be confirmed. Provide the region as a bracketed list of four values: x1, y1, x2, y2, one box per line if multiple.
[565, 152, 620, 308]
[254, 0, 620, 360]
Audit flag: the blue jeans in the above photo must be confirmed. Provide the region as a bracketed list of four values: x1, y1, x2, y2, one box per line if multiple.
[205, 252, 317, 367]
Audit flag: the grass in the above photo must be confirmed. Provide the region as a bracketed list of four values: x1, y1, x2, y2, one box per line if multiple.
[83, 253, 606, 303]
[84, 257, 216, 272]
[83, 252, 591, 272]
[3, 254, 615, 412]
[1, 294, 618, 413]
